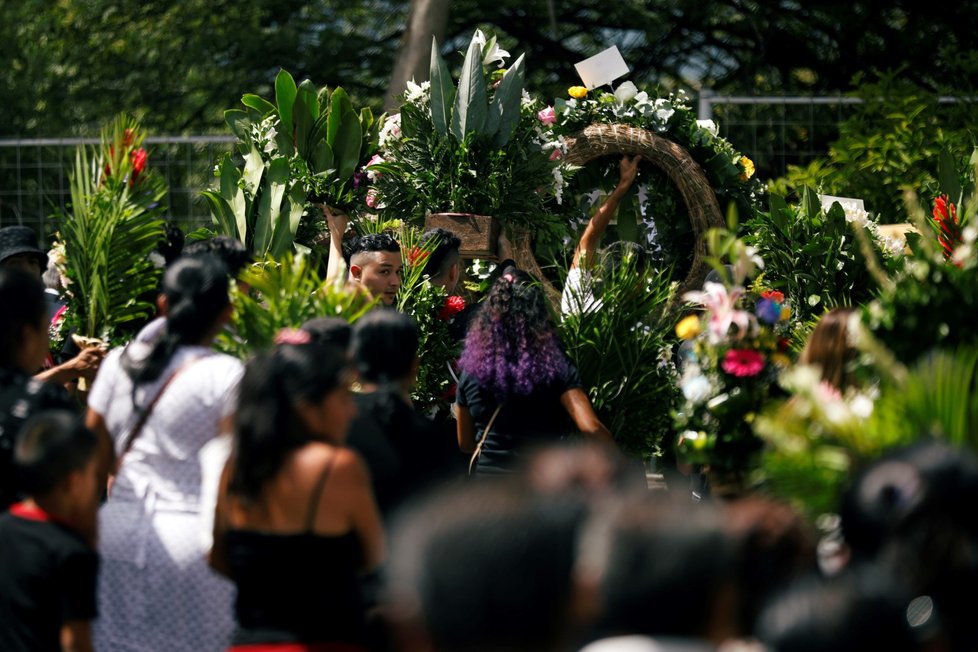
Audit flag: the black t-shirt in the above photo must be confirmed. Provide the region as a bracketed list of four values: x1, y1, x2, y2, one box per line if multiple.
[456, 363, 583, 474]
[347, 391, 462, 519]
[0, 510, 99, 652]
[0, 368, 75, 511]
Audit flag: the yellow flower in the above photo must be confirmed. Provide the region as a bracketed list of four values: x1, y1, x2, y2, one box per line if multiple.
[567, 86, 588, 99]
[739, 155, 755, 181]
[780, 306, 791, 321]
[770, 353, 791, 367]
[675, 315, 702, 340]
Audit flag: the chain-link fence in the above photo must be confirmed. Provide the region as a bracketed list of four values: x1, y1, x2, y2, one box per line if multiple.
[0, 136, 235, 240]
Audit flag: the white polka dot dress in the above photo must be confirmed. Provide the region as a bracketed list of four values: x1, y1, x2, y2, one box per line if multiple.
[88, 320, 244, 651]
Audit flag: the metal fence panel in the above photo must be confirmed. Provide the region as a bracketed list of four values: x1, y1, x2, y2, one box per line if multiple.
[0, 136, 235, 240]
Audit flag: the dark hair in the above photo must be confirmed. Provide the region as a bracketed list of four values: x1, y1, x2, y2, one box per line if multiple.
[301, 317, 353, 350]
[183, 236, 252, 276]
[0, 268, 47, 368]
[14, 410, 98, 496]
[419, 228, 461, 279]
[756, 571, 919, 652]
[579, 494, 737, 639]
[724, 497, 817, 636]
[840, 442, 978, 648]
[230, 342, 349, 500]
[343, 232, 400, 266]
[158, 222, 185, 266]
[351, 309, 418, 384]
[458, 267, 568, 399]
[389, 481, 587, 652]
[121, 254, 230, 384]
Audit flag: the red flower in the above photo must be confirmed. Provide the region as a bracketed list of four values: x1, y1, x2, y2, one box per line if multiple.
[932, 194, 962, 259]
[438, 295, 466, 320]
[407, 247, 430, 267]
[721, 348, 765, 377]
[761, 290, 785, 303]
[130, 147, 148, 184]
[122, 128, 135, 148]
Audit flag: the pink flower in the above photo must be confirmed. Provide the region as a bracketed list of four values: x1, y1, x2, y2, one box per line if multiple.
[682, 282, 757, 343]
[537, 106, 556, 125]
[549, 149, 562, 161]
[439, 295, 466, 320]
[274, 328, 312, 345]
[365, 188, 379, 208]
[721, 349, 765, 377]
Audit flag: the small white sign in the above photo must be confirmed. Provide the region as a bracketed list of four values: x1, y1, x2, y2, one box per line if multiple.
[574, 46, 630, 90]
[818, 194, 865, 212]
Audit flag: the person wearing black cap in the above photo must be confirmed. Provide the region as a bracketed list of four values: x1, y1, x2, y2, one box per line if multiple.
[0, 226, 48, 277]
[0, 226, 104, 389]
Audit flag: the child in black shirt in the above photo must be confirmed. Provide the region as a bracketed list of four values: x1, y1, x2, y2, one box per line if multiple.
[0, 410, 100, 652]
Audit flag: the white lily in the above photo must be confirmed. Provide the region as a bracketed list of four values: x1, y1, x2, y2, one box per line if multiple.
[472, 29, 510, 67]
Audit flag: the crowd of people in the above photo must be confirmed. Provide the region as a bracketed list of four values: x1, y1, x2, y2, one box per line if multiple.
[1, 155, 977, 652]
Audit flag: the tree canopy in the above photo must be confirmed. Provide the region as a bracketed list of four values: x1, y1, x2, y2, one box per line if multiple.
[2, 0, 976, 137]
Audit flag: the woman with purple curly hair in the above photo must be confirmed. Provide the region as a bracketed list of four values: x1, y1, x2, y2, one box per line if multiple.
[456, 267, 616, 475]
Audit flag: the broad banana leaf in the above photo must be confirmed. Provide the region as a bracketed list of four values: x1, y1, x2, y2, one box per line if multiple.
[269, 185, 308, 259]
[254, 157, 291, 256]
[275, 69, 298, 146]
[450, 37, 488, 140]
[294, 80, 320, 159]
[429, 37, 455, 138]
[486, 53, 526, 147]
[332, 109, 363, 184]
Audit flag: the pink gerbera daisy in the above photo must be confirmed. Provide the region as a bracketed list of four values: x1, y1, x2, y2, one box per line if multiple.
[721, 349, 765, 377]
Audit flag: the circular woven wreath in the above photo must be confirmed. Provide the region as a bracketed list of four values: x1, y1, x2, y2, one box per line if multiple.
[540, 86, 764, 296]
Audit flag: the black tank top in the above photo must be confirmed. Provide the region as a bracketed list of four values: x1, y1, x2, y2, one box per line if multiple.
[225, 455, 367, 646]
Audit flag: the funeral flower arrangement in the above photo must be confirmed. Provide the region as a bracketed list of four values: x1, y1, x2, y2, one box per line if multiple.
[862, 149, 978, 364]
[539, 83, 763, 276]
[369, 31, 562, 237]
[672, 229, 791, 471]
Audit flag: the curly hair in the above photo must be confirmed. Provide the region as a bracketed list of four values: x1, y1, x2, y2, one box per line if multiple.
[458, 267, 569, 399]
[343, 232, 401, 266]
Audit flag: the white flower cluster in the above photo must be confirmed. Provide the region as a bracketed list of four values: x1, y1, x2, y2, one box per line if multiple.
[403, 79, 430, 105]
[378, 113, 402, 148]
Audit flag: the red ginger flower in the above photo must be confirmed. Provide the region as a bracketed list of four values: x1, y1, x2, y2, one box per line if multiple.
[407, 247, 430, 267]
[932, 194, 962, 259]
[439, 295, 466, 320]
[130, 148, 148, 184]
[761, 290, 785, 303]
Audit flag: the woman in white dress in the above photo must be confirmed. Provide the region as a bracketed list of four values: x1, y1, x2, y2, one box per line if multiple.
[86, 254, 243, 651]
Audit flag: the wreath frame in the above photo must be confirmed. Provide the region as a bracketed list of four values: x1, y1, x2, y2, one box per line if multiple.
[562, 122, 726, 298]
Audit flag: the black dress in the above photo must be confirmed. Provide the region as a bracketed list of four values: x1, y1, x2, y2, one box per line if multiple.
[456, 364, 584, 475]
[225, 457, 367, 648]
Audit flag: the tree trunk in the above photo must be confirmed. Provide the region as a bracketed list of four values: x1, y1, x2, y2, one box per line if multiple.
[384, 0, 452, 111]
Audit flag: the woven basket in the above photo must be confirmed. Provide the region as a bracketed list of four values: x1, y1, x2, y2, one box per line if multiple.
[563, 123, 726, 298]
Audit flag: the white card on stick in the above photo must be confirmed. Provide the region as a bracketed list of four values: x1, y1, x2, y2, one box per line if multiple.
[574, 46, 630, 90]
[819, 194, 865, 212]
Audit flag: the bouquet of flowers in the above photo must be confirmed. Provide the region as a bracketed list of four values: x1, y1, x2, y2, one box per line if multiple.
[672, 230, 791, 474]
[862, 148, 978, 363]
[369, 31, 562, 238]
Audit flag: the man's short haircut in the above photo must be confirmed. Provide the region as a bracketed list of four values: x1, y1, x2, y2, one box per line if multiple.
[343, 233, 401, 267]
[419, 228, 461, 279]
[14, 410, 98, 496]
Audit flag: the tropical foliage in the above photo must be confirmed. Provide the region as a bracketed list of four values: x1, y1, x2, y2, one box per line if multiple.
[862, 153, 978, 364]
[744, 186, 904, 348]
[54, 116, 166, 344]
[204, 69, 383, 258]
[557, 252, 679, 459]
[218, 252, 376, 359]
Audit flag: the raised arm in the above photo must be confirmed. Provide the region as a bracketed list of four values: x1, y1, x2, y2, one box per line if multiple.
[322, 204, 350, 284]
[570, 154, 641, 270]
